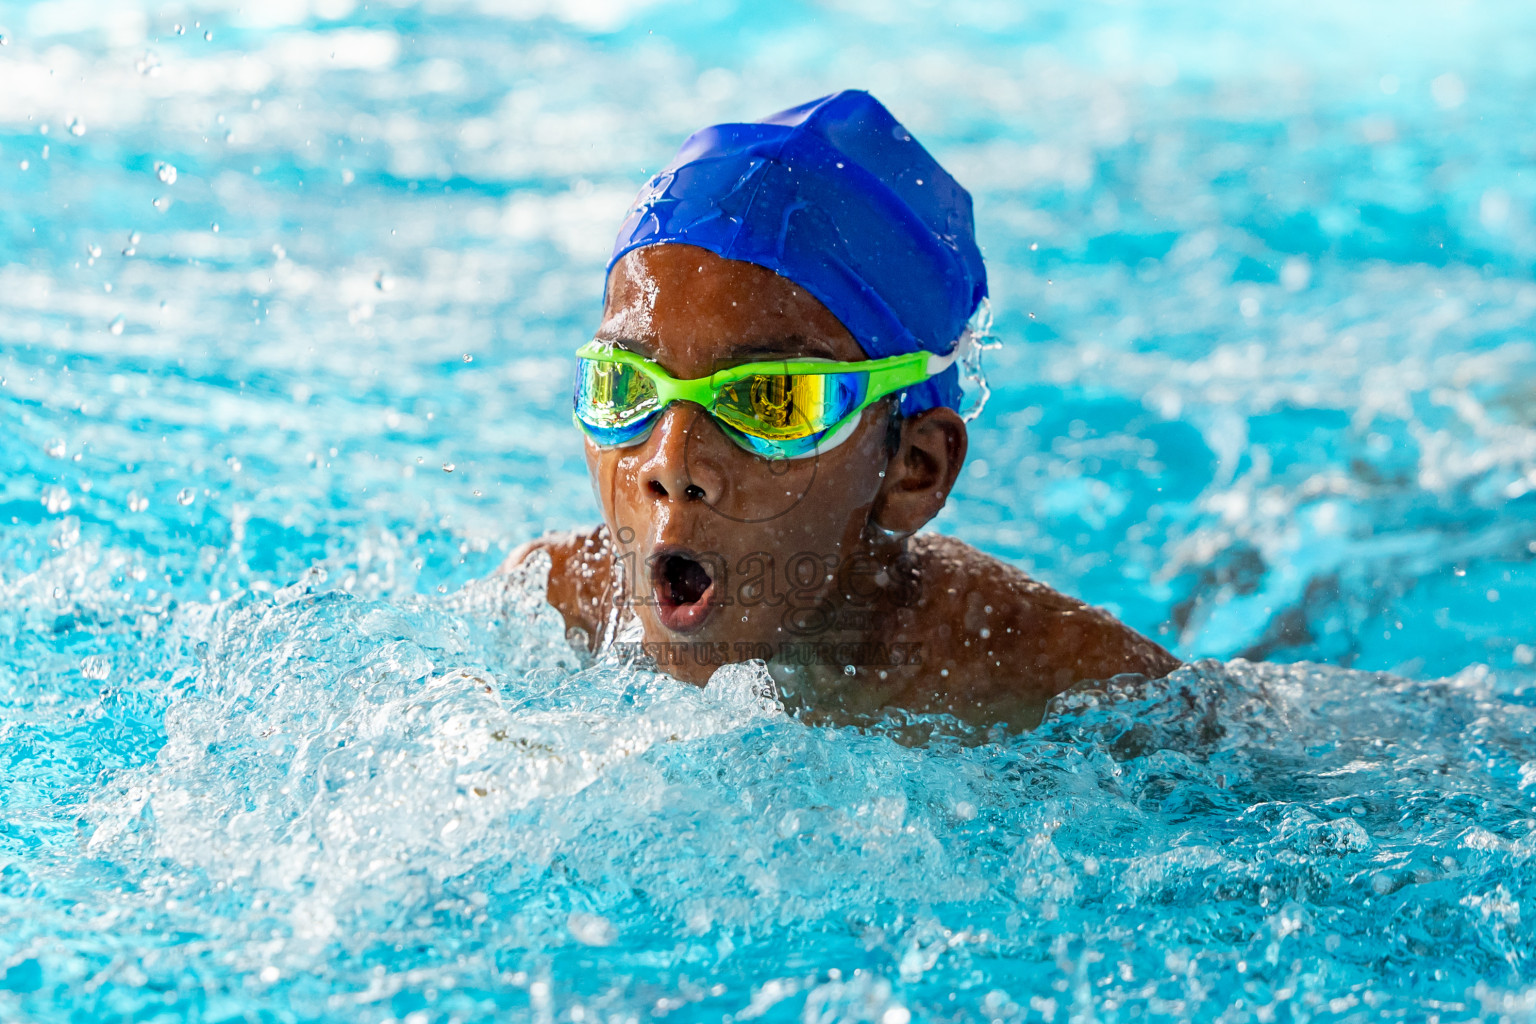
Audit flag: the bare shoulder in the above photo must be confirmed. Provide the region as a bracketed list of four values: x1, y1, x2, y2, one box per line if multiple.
[907, 533, 1180, 698]
[499, 524, 615, 651]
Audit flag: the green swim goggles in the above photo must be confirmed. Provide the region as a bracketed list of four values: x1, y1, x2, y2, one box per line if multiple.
[572, 339, 967, 460]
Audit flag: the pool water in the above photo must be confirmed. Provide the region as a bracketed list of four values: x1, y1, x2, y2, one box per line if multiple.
[3, 0, 1536, 1020]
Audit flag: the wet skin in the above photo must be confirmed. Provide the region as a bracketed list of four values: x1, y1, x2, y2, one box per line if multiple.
[504, 244, 1179, 728]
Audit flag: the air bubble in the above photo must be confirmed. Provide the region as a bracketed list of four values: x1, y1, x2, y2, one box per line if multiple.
[127, 492, 149, 512]
[109, 316, 125, 335]
[203, 29, 213, 41]
[155, 161, 178, 184]
[843, 665, 857, 677]
[462, 353, 473, 363]
[442, 463, 455, 473]
[45, 439, 65, 458]
[176, 488, 195, 506]
[67, 117, 85, 136]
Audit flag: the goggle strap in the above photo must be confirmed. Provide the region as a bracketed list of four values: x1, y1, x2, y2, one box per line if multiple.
[923, 329, 976, 376]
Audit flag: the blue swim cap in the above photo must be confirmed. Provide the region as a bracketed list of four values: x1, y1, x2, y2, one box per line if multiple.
[608, 90, 988, 416]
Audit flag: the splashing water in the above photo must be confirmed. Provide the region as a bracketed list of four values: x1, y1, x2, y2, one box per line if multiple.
[3, 0, 1536, 1019]
[6, 555, 1536, 1021]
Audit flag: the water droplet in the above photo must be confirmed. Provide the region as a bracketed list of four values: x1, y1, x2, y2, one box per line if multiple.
[108, 315, 125, 335]
[176, 488, 195, 505]
[210, 222, 219, 233]
[45, 439, 65, 458]
[0, 34, 8, 46]
[18, 160, 28, 171]
[127, 492, 148, 512]
[86, 243, 101, 258]
[441, 463, 455, 473]
[66, 116, 85, 136]
[203, 29, 213, 41]
[843, 664, 857, 677]
[53, 587, 64, 600]
[174, 23, 184, 34]
[121, 247, 135, 257]
[154, 161, 178, 184]
[341, 168, 355, 185]
[462, 353, 473, 363]
[567, 912, 617, 947]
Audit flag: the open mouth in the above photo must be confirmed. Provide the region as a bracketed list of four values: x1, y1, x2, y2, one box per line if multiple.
[650, 550, 717, 633]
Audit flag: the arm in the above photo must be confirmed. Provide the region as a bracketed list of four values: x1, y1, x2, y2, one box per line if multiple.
[499, 525, 617, 652]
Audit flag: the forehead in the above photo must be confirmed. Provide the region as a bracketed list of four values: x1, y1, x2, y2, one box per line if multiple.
[599, 244, 866, 373]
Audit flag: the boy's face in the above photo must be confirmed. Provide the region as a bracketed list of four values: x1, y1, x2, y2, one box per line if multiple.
[585, 244, 908, 682]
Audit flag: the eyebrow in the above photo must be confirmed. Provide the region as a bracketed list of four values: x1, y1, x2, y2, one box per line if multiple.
[721, 335, 839, 361]
[594, 335, 842, 367]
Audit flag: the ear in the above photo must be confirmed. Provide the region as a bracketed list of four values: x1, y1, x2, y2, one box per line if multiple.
[870, 406, 968, 535]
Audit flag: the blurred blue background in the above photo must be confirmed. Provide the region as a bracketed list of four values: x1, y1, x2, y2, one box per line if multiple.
[4, 0, 1534, 674]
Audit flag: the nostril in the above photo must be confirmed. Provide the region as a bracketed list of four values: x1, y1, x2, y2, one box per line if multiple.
[648, 480, 668, 498]
[684, 484, 705, 501]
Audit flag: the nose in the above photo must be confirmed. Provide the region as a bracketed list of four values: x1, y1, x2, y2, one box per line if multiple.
[639, 404, 724, 504]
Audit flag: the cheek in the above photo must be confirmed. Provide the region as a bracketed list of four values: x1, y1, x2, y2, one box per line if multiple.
[754, 413, 890, 540]
[584, 444, 627, 519]
[810, 409, 890, 504]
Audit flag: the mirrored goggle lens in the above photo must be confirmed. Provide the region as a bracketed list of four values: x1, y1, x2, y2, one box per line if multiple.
[713, 372, 866, 441]
[573, 409, 660, 448]
[715, 420, 827, 459]
[574, 358, 659, 427]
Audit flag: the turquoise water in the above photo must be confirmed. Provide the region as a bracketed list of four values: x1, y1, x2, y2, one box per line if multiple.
[3, 1, 1536, 1020]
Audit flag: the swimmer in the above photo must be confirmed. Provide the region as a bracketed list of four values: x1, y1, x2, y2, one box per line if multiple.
[504, 90, 1179, 727]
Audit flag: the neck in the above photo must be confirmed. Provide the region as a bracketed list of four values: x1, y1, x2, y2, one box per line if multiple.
[762, 521, 924, 716]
